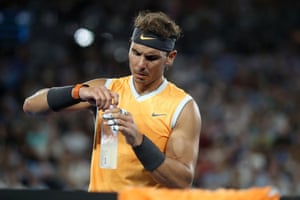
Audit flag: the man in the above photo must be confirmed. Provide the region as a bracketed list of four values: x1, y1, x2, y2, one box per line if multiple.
[23, 10, 201, 192]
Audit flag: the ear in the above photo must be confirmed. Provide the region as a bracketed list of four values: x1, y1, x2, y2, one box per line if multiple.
[166, 50, 177, 66]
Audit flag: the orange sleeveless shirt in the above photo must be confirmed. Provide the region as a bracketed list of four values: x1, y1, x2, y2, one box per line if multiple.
[88, 76, 192, 192]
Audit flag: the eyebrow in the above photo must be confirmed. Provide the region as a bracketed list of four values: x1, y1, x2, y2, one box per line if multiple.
[131, 48, 163, 62]
[131, 47, 161, 56]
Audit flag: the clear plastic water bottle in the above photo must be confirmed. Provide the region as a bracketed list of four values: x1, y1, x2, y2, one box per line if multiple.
[100, 105, 118, 169]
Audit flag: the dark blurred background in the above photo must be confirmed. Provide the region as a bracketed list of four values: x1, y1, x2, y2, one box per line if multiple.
[0, 0, 299, 196]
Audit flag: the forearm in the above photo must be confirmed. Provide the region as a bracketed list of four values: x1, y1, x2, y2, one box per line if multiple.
[132, 135, 194, 188]
[150, 158, 194, 188]
[23, 85, 83, 115]
[23, 88, 51, 115]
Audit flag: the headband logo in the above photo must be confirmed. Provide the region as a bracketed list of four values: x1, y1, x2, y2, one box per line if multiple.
[140, 34, 156, 40]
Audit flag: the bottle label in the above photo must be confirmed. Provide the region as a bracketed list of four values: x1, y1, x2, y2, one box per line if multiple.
[100, 107, 118, 169]
[100, 133, 118, 169]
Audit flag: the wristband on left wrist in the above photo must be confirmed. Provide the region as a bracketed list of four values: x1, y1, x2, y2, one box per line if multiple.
[47, 84, 89, 111]
[72, 83, 89, 100]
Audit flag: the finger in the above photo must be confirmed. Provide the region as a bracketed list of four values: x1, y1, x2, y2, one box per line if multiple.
[95, 87, 113, 109]
[121, 111, 133, 122]
[103, 106, 119, 114]
[120, 108, 128, 115]
[100, 86, 114, 109]
[110, 108, 128, 119]
[95, 90, 106, 109]
[95, 86, 111, 110]
[111, 92, 119, 106]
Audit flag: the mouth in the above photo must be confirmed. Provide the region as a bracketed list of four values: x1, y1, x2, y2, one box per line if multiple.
[134, 73, 147, 80]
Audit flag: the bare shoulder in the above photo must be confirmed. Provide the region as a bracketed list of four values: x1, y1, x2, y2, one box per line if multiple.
[175, 98, 201, 134]
[165, 98, 201, 164]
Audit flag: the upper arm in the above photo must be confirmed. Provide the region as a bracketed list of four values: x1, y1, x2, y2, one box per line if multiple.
[85, 78, 108, 87]
[165, 99, 201, 170]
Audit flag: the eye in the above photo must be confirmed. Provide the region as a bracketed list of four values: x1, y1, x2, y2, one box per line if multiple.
[145, 55, 160, 61]
[132, 49, 141, 56]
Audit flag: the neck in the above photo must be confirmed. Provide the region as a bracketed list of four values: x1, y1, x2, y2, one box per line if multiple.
[133, 77, 164, 95]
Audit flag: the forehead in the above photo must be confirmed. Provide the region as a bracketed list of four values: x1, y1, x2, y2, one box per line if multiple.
[130, 42, 164, 55]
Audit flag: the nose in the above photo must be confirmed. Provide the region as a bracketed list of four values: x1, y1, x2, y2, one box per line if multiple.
[135, 56, 147, 71]
[137, 56, 146, 67]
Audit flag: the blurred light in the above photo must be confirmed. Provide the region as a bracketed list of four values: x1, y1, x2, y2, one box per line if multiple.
[15, 11, 31, 25]
[113, 47, 128, 63]
[74, 28, 94, 47]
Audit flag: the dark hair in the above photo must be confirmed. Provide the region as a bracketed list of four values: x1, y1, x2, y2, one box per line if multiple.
[133, 10, 182, 40]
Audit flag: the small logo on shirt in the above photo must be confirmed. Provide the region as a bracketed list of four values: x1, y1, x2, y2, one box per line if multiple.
[151, 112, 167, 117]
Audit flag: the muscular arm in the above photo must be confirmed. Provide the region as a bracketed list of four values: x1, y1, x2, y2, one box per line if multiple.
[23, 79, 117, 115]
[113, 99, 201, 188]
[150, 100, 201, 188]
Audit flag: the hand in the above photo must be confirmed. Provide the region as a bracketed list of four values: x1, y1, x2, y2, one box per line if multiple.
[79, 86, 119, 110]
[103, 107, 143, 147]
